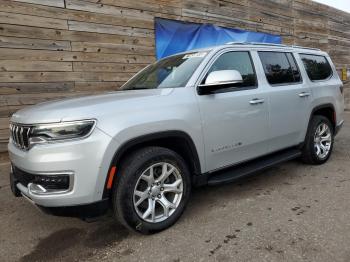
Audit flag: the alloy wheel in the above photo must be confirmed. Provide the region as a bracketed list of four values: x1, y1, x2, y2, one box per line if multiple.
[133, 162, 183, 223]
[314, 122, 332, 159]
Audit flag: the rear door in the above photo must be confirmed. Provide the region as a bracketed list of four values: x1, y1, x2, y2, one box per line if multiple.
[257, 51, 311, 152]
[195, 50, 270, 171]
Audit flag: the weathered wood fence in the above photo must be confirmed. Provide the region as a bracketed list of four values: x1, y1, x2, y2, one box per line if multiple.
[0, 0, 349, 152]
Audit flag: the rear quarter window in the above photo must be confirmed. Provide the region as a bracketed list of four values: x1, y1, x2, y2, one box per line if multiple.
[299, 54, 332, 81]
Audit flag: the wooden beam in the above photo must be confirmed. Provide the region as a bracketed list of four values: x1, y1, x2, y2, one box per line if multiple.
[0, 11, 67, 30]
[0, 36, 71, 51]
[74, 81, 123, 91]
[0, 82, 75, 94]
[71, 41, 154, 55]
[0, 24, 155, 46]
[0, 60, 73, 72]
[73, 62, 146, 72]
[66, 0, 154, 20]
[0, 71, 134, 82]
[13, 0, 65, 8]
[0, 48, 156, 63]
[68, 21, 153, 38]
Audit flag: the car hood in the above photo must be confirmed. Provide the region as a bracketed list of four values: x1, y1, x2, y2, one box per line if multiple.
[11, 89, 173, 124]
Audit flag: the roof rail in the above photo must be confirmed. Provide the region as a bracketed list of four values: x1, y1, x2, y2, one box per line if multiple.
[225, 41, 247, 45]
[225, 42, 321, 51]
[291, 45, 321, 51]
[225, 42, 288, 47]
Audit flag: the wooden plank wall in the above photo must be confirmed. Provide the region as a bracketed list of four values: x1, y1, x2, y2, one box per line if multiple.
[0, 0, 349, 153]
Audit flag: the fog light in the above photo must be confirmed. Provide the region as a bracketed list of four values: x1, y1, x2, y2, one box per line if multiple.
[33, 175, 70, 190]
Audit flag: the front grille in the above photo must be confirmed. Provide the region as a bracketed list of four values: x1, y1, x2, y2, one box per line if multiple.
[9, 123, 33, 150]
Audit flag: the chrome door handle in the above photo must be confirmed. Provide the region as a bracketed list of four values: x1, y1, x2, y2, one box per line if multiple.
[299, 92, 311, 97]
[249, 98, 265, 105]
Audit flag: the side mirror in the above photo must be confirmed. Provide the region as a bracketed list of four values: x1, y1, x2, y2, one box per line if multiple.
[198, 70, 243, 95]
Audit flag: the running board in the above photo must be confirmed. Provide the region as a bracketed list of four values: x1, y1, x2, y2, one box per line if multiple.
[207, 148, 301, 186]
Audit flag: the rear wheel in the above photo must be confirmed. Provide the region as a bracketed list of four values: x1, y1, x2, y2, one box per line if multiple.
[112, 146, 191, 234]
[301, 115, 334, 165]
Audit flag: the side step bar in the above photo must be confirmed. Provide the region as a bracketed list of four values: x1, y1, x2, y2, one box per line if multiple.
[207, 148, 301, 186]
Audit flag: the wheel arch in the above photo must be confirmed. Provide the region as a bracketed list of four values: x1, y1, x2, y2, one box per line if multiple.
[102, 131, 202, 198]
[309, 103, 336, 129]
[302, 103, 336, 145]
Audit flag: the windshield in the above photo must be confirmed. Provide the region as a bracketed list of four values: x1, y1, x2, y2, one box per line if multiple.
[122, 51, 208, 90]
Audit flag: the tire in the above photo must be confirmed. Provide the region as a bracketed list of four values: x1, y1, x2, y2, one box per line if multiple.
[301, 115, 334, 165]
[112, 146, 191, 234]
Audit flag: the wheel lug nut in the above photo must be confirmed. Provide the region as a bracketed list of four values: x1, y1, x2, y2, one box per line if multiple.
[157, 194, 161, 198]
[160, 187, 164, 191]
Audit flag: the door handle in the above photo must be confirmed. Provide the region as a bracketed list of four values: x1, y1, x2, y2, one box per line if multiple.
[249, 98, 265, 105]
[298, 92, 311, 97]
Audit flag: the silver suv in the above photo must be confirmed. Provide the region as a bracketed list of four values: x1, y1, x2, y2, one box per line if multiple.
[8, 43, 344, 234]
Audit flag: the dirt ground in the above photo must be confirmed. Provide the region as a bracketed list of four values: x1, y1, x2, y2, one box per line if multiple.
[1, 112, 350, 262]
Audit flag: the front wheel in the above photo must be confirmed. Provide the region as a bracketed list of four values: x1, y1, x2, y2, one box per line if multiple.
[112, 146, 191, 234]
[301, 115, 334, 165]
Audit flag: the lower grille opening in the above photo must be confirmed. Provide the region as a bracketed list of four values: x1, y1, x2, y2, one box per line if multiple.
[33, 175, 70, 190]
[12, 166, 70, 191]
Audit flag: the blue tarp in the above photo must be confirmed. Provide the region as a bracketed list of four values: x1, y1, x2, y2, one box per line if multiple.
[155, 18, 282, 60]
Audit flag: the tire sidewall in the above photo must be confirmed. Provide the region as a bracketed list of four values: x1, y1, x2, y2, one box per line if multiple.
[113, 147, 191, 234]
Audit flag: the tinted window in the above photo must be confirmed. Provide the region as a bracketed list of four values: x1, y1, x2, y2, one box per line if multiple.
[204, 51, 257, 88]
[300, 54, 332, 81]
[286, 53, 301, 82]
[259, 52, 301, 85]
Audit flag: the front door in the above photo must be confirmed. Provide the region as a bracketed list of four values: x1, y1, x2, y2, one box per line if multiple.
[196, 51, 270, 172]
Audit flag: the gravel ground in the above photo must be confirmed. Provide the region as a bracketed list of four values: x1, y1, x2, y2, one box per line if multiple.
[1, 112, 350, 262]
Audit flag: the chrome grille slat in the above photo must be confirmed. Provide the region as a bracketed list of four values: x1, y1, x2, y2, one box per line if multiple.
[26, 127, 31, 148]
[10, 123, 33, 150]
[15, 126, 20, 147]
[12, 125, 16, 145]
[9, 124, 14, 142]
[14, 125, 18, 146]
[19, 126, 24, 148]
[10, 124, 15, 144]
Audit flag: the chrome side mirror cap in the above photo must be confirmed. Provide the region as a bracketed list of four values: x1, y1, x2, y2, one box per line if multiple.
[205, 70, 243, 86]
[198, 70, 243, 95]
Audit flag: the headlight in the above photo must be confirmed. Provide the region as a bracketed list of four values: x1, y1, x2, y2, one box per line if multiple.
[29, 120, 96, 146]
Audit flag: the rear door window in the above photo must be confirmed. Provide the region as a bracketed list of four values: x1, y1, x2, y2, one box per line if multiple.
[258, 51, 302, 85]
[299, 54, 332, 81]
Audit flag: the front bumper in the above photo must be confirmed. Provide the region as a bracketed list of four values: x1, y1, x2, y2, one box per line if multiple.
[8, 127, 117, 208]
